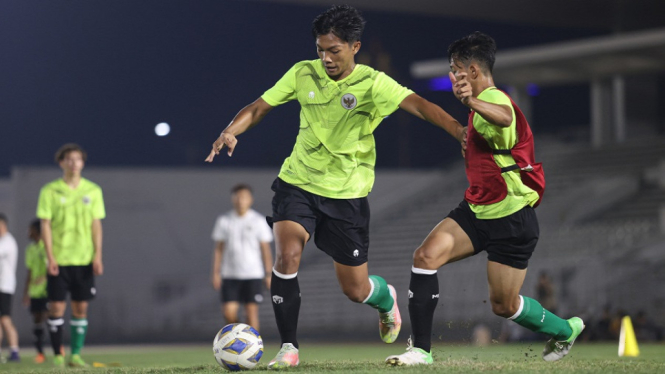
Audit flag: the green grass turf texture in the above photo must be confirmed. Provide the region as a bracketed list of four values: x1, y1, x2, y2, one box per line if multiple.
[0, 342, 663, 373]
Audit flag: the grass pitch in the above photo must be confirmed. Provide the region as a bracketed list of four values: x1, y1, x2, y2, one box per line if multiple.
[0, 342, 663, 373]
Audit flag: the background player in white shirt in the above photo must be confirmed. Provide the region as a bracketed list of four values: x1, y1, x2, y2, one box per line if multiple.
[211, 184, 274, 331]
[0, 214, 20, 362]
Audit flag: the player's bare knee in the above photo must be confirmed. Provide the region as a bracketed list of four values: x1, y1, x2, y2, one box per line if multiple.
[413, 245, 445, 269]
[341, 287, 366, 303]
[224, 313, 239, 323]
[273, 251, 300, 274]
[490, 300, 516, 318]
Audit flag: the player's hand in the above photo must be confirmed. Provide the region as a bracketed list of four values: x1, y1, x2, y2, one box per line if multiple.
[212, 274, 222, 290]
[22, 294, 30, 308]
[264, 275, 271, 290]
[93, 258, 104, 276]
[205, 132, 238, 162]
[48, 261, 59, 276]
[449, 72, 473, 105]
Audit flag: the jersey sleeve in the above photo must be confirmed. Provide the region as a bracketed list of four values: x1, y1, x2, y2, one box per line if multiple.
[92, 186, 106, 219]
[261, 62, 303, 107]
[472, 88, 515, 137]
[211, 216, 227, 242]
[257, 216, 274, 243]
[371, 72, 414, 117]
[36, 186, 52, 220]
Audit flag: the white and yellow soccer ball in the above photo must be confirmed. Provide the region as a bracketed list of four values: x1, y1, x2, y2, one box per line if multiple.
[213, 323, 263, 371]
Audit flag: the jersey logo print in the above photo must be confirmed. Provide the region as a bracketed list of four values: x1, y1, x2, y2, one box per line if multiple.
[341, 93, 357, 110]
[308, 91, 315, 99]
[353, 249, 359, 257]
[82, 196, 91, 205]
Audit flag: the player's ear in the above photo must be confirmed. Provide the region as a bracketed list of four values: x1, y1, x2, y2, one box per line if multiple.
[470, 64, 479, 80]
[352, 41, 361, 55]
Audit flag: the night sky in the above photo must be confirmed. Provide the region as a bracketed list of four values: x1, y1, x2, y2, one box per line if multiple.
[0, 1, 599, 176]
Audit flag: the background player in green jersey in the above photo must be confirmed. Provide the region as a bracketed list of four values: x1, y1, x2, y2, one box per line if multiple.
[386, 32, 584, 366]
[22, 219, 49, 364]
[37, 144, 106, 367]
[206, 5, 465, 368]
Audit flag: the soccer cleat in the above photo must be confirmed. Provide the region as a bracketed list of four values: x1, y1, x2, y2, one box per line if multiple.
[385, 338, 433, 366]
[53, 355, 65, 367]
[379, 284, 402, 344]
[7, 351, 19, 362]
[542, 317, 585, 362]
[69, 354, 88, 367]
[268, 343, 299, 369]
[34, 353, 46, 364]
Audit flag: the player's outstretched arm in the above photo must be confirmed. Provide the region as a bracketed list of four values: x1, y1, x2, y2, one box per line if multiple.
[399, 93, 466, 145]
[449, 72, 512, 127]
[205, 98, 274, 162]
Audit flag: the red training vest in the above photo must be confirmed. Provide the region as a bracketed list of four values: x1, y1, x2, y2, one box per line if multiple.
[464, 91, 545, 208]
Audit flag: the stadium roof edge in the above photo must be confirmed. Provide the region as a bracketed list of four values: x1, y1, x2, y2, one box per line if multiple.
[411, 27, 665, 85]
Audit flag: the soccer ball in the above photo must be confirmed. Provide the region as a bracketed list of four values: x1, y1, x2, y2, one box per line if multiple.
[213, 323, 263, 371]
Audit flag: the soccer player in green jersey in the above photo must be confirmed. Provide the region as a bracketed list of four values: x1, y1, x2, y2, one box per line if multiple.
[386, 32, 584, 366]
[37, 144, 106, 367]
[22, 219, 48, 364]
[206, 5, 465, 368]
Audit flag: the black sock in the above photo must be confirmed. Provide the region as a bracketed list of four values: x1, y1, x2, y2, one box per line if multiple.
[271, 270, 301, 349]
[408, 270, 439, 353]
[47, 317, 64, 356]
[33, 325, 45, 354]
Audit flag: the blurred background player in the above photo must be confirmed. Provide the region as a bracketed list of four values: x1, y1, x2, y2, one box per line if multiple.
[22, 219, 49, 364]
[0, 214, 20, 362]
[211, 184, 274, 331]
[386, 32, 583, 366]
[37, 144, 106, 367]
[205, 5, 465, 369]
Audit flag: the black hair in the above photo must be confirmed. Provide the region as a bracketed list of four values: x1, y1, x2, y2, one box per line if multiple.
[0, 213, 6, 224]
[55, 143, 87, 163]
[30, 219, 41, 234]
[231, 184, 252, 194]
[448, 32, 497, 73]
[312, 5, 365, 43]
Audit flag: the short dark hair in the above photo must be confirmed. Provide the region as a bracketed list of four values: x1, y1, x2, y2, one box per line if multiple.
[231, 184, 252, 195]
[55, 143, 87, 163]
[0, 213, 7, 224]
[312, 5, 365, 43]
[30, 219, 41, 234]
[448, 32, 497, 74]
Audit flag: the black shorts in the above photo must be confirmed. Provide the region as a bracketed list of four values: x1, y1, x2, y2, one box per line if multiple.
[267, 178, 370, 267]
[0, 293, 12, 316]
[47, 265, 96, 302]
[447, 200, 539, 269]
[30, 298, 49, 314]
[221, 279, 264, 304]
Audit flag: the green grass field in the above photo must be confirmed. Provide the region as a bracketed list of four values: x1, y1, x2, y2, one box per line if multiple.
[0, 342, 663, 373]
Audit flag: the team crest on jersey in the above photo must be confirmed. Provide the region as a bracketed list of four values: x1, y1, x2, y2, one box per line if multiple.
[82, 196, 91, 205]
[341, 93, 357, 110]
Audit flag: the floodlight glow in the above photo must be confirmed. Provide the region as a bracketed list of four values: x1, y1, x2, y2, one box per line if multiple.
[155, 122, 170, 136]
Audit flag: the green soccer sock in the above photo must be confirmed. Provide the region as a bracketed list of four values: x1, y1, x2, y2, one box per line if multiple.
[363, 275, 394, 313]
[70, 318, 88, 355]
[511, 296, 572, 341]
